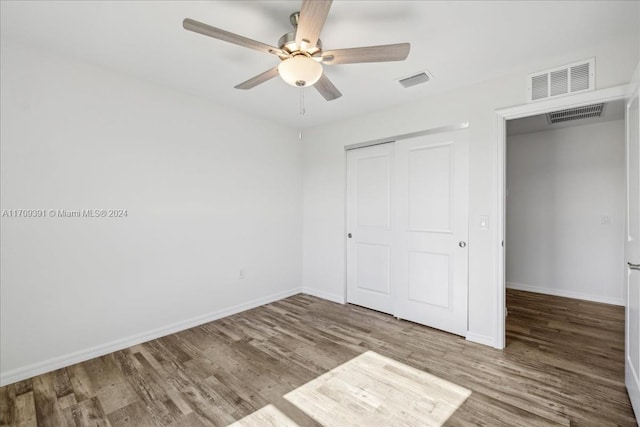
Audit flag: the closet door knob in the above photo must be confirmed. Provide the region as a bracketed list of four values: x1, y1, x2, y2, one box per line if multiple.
[348, 233, 353, 238]
[459, 241, 467, 248]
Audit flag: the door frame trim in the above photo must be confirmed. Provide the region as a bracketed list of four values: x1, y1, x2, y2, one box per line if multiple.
[494, 84, 628, 349]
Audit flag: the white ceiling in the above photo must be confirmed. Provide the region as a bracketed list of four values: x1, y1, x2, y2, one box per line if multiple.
[1, 1, 638, 129]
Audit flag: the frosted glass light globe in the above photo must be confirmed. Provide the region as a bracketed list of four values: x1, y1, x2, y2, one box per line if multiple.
[278, 55, 323, 87]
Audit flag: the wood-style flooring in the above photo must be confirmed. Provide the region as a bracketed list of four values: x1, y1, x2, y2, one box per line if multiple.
[0, 289, 635, 426]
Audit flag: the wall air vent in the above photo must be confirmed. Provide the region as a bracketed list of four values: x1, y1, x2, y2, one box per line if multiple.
[547, 103, 604, 124]
[398, 71, 433, 88]
[527, 58, 595, 102]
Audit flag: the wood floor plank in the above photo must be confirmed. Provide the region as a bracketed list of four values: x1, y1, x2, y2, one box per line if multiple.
[13, 392, 37, 427]
[106, 401, 158, 427]
[0, 384, 15, 426]
[111, 349, 177, 426]
[165, 412, 208, 427]
[94, 380, 138, 416]
[444, 390, 569, 427]
[66, 364, 94, 403]
[1, 289, 635, 426]
[32, 372, 63, 427]
[12, 382, 32, 399]
[64, 396, 111, 427]
[227, 404, 298, 427]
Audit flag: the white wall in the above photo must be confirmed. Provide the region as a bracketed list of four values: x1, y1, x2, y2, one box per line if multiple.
[0, 40, 302, 383]
[301, 35, 638, 346]
[1, 33, 637, 383]
[506, 121, 625, 305]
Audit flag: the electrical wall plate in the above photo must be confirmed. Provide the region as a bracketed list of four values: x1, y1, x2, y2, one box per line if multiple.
[479, 215, 489, 230]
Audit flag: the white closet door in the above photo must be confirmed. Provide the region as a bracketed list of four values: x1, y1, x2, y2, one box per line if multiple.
[346, 143, 395, 314]
[625, 84, 640, 417]
[394, 130, 469, 336]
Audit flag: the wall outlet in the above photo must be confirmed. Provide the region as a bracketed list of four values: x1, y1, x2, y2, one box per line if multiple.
[239, 269, 245, 279]
[601, 215, 611, 225]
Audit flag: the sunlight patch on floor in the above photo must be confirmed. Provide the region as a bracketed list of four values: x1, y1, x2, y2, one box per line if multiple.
[283, 350, 471, 426]
[228, 404, 298, 427]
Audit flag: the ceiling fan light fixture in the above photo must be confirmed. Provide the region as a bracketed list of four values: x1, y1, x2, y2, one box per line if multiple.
[278, 55, 323, 87]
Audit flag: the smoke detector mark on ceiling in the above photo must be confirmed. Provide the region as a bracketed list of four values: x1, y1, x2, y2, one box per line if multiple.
[398, 71, 433, 88]
[547, 103, 604, 124]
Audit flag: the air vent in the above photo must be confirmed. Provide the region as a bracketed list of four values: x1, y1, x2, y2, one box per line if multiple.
[531, 74, 548, 100]
[550, 69, 568, 96]
[527, 58, 594, 102]
[570, 63, 590, 92]
[547, 103, 604, 124]
[398, 71, 432, 88]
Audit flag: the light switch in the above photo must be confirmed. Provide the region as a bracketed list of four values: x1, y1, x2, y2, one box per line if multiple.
[479, 215, 489, 230]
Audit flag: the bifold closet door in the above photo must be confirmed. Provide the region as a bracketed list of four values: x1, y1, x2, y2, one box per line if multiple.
[394, 131, 469, 336]
[346, 143, 395, 314]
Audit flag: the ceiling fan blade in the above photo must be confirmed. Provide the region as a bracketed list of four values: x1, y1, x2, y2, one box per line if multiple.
[314, 73, 342, 101]
[322, 43, 410, 65]
[183, 18, 284, 56]
[234, 67, 280, 90]
[295, 0, 333, 50]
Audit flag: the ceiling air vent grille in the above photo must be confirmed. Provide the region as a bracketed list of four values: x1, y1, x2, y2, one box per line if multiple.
[547, 103, 604, 124]
[570, 63, 590, 92]
[527, 58, 594, 102]
[550, 69, 568, 96]
[531, 74, 548, 100]
[398, 71, 433, 88]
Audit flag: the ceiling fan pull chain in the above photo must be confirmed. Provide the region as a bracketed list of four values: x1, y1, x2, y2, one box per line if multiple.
[300, 87, 306, 115]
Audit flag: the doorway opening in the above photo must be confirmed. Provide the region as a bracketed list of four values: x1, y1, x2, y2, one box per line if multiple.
[504, 99, 625, 349]
[495, 85, 628, 349]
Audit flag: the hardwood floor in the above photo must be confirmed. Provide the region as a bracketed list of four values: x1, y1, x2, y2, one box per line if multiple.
[0, 289, 635, 426]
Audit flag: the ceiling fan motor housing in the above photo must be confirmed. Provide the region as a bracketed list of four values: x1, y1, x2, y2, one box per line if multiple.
[277, 21, 324, 87]
[278, 31, 322, 58]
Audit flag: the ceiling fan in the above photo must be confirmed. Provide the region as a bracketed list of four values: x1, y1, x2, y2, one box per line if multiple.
[183, 0, 410, 101]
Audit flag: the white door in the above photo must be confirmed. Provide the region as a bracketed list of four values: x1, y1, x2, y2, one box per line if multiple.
[346, 130, 469, 337]
[394, 131, 469, 336]
[626, 83, 640, 416]
[346, 143, 395, 314]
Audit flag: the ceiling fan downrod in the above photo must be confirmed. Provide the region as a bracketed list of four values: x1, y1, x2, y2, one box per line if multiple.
[290, 12, 300, 28]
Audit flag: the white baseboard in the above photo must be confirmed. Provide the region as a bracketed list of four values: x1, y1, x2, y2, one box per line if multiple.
[506, 282, 624, 306]
[302, 287, 346, 304]
[0, 287, 302, 386]
[465, 331, 497, 348]
[626, 355, 640, 420]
